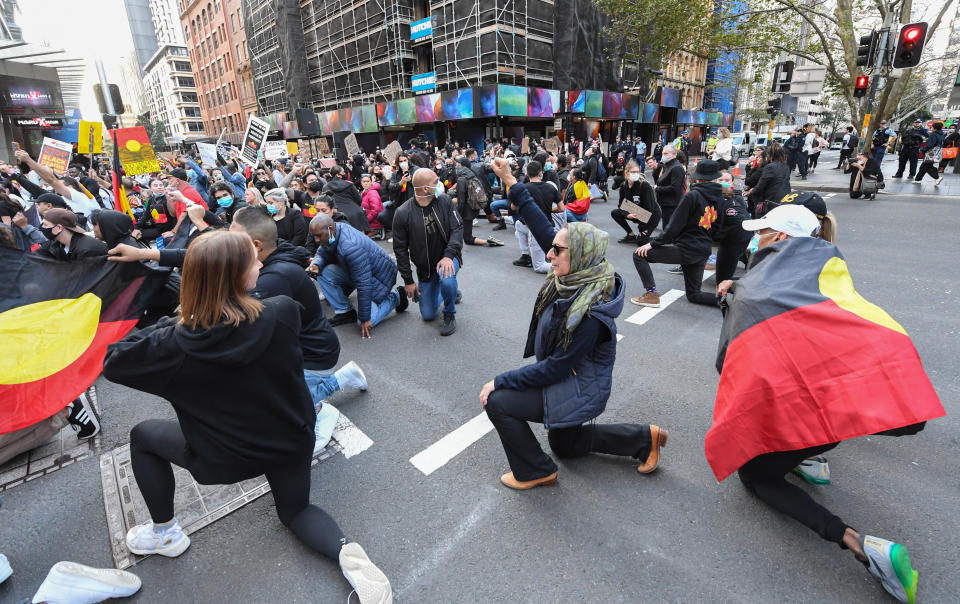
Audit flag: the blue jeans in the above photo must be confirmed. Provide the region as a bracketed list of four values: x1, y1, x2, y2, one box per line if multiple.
[418, 257, 459, 320]
[303, 367, 339, 405]
[566, 209, 588, 222]
[872, 146, 886, 163]
[490, 198, 510, 219]
[317, 263, 399, 326]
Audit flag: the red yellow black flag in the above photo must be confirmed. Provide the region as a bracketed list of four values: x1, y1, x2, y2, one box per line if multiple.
[706, 237, 945, 482]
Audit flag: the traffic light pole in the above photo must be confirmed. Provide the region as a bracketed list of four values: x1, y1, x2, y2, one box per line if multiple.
[859, 11, 894, 152]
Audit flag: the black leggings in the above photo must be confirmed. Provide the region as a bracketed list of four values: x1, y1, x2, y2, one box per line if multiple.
[915, 162, 939, 181]
[686, 232, 752, 307]
[484, 386, 652, 481]
[130, 419, 346, 559]
[459, 201, 482, 245]
[610, 208, 653, 243]
[633, 244, 707, 302]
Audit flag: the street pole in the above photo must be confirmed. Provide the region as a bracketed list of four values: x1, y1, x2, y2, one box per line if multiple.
[859, 9, 895, 152]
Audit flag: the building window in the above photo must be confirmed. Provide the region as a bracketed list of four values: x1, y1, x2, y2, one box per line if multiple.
[228, 114, 235, 130]
[217, 59, 223, 76]
[201, 9, 207, 25]
[231, 14, 236, 32]
[225, 53, 231, 71]
[213, 33, 218, 49]
[181, 91, 198, 103]
[213, 1, 218, 13]
[216, 89, 222, 106]
[177, 76, 195, 87]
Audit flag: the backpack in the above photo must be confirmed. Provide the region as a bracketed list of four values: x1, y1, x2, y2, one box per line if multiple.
[848, 133, 859, 149]
[465, 175, 487, 211]
[597, 159, 607, 181]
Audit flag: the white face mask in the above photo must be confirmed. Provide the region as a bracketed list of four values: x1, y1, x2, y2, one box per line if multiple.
[628, 172, 641, 182]
[399, 161, 408, 171]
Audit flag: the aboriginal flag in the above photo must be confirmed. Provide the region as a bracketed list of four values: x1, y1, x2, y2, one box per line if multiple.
[706, 237, 944, 482]
[0, 247, 162, 434]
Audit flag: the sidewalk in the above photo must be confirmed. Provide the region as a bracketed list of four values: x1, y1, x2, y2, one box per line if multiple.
[780, 154, 960, 197]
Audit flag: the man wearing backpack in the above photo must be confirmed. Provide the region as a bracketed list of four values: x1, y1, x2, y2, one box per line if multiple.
[835, 126, 858, 169]
[784, 129, 806, 178]
[454, 157, 503, 248]
[871, 120, 896, 164]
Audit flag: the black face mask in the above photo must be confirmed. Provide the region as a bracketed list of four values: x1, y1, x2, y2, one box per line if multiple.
[41, 226, 57, 240]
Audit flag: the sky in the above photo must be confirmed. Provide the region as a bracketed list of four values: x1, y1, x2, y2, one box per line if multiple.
[16, 0, 135, 119]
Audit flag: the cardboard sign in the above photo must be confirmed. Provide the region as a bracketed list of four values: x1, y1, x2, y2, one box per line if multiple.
[77, 120, 102, 154]
[240, 115, 270, 167]
[319, 157, 337, 168]
[521, 136, 530, 154]
[286, 141, 299, 156]
[115, 127, 161, 176]
[262, 140, 289, 160]
[545, 136, 561, 154]
[37, 137, 73, 174]
[196, 142, 218, 167]
[344, 133, 360, 157]
[382, 140, 403, 165]
[619, 198, 652, 223]
[317, 137, 330, 156]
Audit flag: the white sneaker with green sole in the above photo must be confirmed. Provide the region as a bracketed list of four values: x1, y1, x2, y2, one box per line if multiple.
[860, 535, 918, 604]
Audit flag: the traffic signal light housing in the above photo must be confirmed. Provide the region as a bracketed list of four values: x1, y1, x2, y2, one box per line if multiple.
[893, 22, 929, 68]
[856, 31, 879, 68]
[766, 97, 781, 117]
[94, 83, 126, 115]
[771, 61, 795, 93]
[854, 75, 869, 98]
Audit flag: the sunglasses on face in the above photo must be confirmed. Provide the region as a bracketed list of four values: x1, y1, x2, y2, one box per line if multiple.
[550, 243, 568, 256]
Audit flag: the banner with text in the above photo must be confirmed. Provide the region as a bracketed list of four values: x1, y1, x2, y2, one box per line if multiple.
[262, 140, 289, 160]
[37, 137, 72, 174]
[240, 115, 270, 167]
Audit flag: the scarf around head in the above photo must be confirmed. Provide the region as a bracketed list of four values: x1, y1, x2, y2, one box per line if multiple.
[534, 222, 615, 350]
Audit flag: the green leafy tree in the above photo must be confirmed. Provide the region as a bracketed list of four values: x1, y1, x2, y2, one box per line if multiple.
[134, 113, 168, 150]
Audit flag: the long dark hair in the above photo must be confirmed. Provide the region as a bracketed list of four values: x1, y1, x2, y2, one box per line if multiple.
[765, 143, 787, 164]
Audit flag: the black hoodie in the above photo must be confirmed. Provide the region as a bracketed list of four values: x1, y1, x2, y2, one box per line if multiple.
[94, 210, 141, 249]
[104, 296, 316, 466]
[651, 181, 722, 263]
[253, 241, 340, 370]
[323, 178, 370, 232]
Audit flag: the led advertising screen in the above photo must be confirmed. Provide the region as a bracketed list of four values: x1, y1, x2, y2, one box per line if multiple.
[568, 90, 585, 113]
[695, 111, 708, 125]
[622, 94, 640, 120]
[0, 75, 64, 113]
[440, 89, 474, 120]
[397, 98, 417, 124]
[416, 93, 440, 122]
[359, 105, 378, 132]
[527, 87, 554, 118]
[601, 92, 622, 118]
[640, 103, 660, 123]
[282, 120, 300, 139]
[676, 109, 694, 124]
[659, 87, 681, 108]
[377, 102, 398, 127]
[474, 85, 497, 117]
[584, 90, 603, 118]
[550, 90, 561, 114]
[707, 112, 723, 126]
[498, 84, 527, 117]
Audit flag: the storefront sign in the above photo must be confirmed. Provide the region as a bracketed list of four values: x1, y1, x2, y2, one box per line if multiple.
[411, 17, 433, 41]
[14, 117, 64, 130]
[412, 72, 436, 93]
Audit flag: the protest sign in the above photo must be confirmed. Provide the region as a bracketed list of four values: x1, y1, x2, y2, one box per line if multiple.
[545, 136, 561, 154]
[287, 141, 299, 156]
[619, 198, 652, 223]
[521, 136, 530, 154]
[317, 138, 330, 155]
[77, 121, 102, 154]
[382, 140, 403, 166]
[196, 142, 218, 167]
[115, 127, 160, 176]
[344, 133, 360, 157]
[38, 138, 72, 174]
[240, 115, 269, 167]
[262, 140, 289, 160]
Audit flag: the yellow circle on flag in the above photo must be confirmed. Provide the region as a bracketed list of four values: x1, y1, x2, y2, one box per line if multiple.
[0, 293, 101, 384]
[125, 140, 142, 153]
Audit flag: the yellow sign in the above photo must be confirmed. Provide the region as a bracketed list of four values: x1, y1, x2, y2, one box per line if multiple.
[286, 141, 299, 156]
[77, 121, 103, 154]
[861, 113, 872, 139]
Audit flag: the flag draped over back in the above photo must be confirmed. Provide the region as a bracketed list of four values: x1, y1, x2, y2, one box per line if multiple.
[706, 237, 945, 482]
[110, 129, 133, 217]
[0, 248, 162, 433]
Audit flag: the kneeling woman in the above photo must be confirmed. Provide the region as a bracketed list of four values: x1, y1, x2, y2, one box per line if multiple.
[103, 231, 391, 604]
[479, 158, 667, 490]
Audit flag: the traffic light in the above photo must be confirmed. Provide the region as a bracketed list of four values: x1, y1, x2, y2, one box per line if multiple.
[892, 22, 929, 68]
[771, 61, 795, 93]
[854, 75, 869, 98]
[94, 83, 126, 115]
[766, 97, 781, 117]
[856, 30, 879, 67]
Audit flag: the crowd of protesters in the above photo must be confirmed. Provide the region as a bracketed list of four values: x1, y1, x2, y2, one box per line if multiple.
[0, 124, 939, 604]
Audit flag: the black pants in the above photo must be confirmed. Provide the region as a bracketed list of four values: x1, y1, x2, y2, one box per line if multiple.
[610, 208, 652, 244]
[895, 151, 918, 177]
[660, 205, 676, 231]
[688, 232, 752, 307]
[459, 200, 482, 244]
[835, 148, 852, 168]
[130, 419, 346, 559]
[915, 162, 939, 181]
[633, 244, 706, 301]
[792, 151, 808, 176]
[808, 152, 821, 169]
[377, 205, 397, 231]
[484, 387, 652, 481]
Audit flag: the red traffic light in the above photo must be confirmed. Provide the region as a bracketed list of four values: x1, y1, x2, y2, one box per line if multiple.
[854, 75, 869, 98]
[903, 26, 921, 42]
[856, 76, 869, 88]
[893, 22, 929, 68]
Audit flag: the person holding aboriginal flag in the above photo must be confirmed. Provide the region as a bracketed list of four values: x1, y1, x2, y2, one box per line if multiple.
[708, 204, 945, 604]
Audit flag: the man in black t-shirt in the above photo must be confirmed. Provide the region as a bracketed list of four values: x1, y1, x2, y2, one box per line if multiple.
[513, 161, 560, 273]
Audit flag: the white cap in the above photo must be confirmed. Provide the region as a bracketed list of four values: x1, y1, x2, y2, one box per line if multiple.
[741, 204, 819, 238]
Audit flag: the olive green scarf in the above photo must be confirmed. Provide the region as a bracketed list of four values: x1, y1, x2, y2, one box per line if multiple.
[534, 222, 615, 350]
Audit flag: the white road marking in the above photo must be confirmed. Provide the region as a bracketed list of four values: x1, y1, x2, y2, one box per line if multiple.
[409, 412, 494, 476]
[332, 413, 373, 459]
[824, 193, 836, 198]
[616, 334, 624, 342]
[625, 289, 684, 326]
[702, 269, 715, 281]
[388, 237, 393, 243]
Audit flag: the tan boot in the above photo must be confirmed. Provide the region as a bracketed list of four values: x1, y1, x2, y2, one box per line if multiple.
[637, 425, 668, 474]
[500, 471, 558, 490]
[630, 292, 661, 307]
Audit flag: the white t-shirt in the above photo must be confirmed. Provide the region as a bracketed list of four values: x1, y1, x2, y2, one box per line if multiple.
[66, 188, 101, 217]
[802, 132, 817, 154]
[842, 134, 852, 149]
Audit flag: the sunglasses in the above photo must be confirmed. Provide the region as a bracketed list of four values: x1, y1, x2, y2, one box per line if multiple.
[550, 243, 568, 255]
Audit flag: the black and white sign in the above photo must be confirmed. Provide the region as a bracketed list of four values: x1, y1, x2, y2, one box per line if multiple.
[239, 115, 269, 167]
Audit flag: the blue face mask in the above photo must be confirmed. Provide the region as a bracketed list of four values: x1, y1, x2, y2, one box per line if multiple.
[186, 169, 196, 180]
[435, 182, 444, 197]
[217, 196, 233, 207]
[720, 181, 732, 190]
[544, 162, 553, 171]
[747, 234, 761, 253]
[265, 204, 279, 215]
[322, 226, 336, 247]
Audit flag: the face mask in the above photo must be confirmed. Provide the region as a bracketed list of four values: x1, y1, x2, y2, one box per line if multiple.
[212, 173, 223, 182]
[434, 182, 444, 197]
[186, 169, 196, 179]
[41, 225, 57, 240]
[747, 234, 761, 253]
[325, 226, 336, 246]
[720, 181, 732, 190]
[544, 162, 553, 171]
[265, 204, 279, 215]
[217, 196, 233, 207]
[628, 173, 641, 182]
[399, 161, 408, 171]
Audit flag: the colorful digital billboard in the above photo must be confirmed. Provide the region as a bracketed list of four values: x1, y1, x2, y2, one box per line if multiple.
[707, 112, 723, 126]
[377, 102, 398, 127]
[584, 90, 603, 118]
[695, 111, 708, 125]
[416, 93, 439, 122]
[497, 84, 527, 117]
[549, 90, 561, 114]
[397, 98, 416, 124]
[527, 87, 554, 118]
[359, 105, 378, 132]
[676, 109, 694, 124]
[282, 120, 300, 139]
[474, 85, 497, 117]
[640, 103, 660, 123]
[622, 94, 640, 120]
[659, 87, 681, 108]
[568, 90, 585, 113]
[601, 92, 622, 118]
[440, 89, 474, 120]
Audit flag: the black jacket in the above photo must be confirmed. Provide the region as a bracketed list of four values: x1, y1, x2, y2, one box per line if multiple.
[253, 241, 340, 371]
[614, 178, 660, 230]
[95, 210, 141, 249]
[651, 182, 720, 263]
[654, 158, 685, 208]
[392, 193, 464, 284]
[388, 170, 415, 208]
[104, 296, 316, 467]
[582, 155, 599, 184]
[215, 199, 248, 224]
[750, 161, 791, 205]
[901, 127, 927, 150]
[274, 210, 307, 247]
[37, 231, 108, 260]
[323, 178, 370, 232]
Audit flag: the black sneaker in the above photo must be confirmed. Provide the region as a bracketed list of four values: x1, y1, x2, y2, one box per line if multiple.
[666, 266, 683, 275]
[395, 286, 408, 313]
[618, 234, 637, 244]
[329, 308, 358, 326]
[492, 221, 507, 231]
[440, 312, 457, 336]
[66, 393, 100, 440]
[455, 290, 462, 304]
[512, 254, 533, 267]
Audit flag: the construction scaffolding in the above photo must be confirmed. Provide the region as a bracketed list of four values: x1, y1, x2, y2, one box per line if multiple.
[300, 0, 418, 111]
[244, 0, 312, 116]
[429, 0, 554, 91]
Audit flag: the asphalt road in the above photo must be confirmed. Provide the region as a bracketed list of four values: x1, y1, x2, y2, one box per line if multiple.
[1, 183, 958, 604]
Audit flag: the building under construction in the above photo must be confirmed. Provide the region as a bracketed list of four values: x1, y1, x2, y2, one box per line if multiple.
[243, 0, 311, 116]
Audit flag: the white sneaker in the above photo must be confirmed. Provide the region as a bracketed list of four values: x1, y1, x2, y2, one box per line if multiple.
[935, 177, 943, 186]
[0, 553, 11, 584]
[125, 520, 190, 557]
[339, 543, 392, 604]
[314, 401, 340, 453]
[791, 456, 830, 485]
[472, 218, 479, 226]
[860, 535, 918, 604]
[335, 361, 367, 391]
[32, 561, 142, 604]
